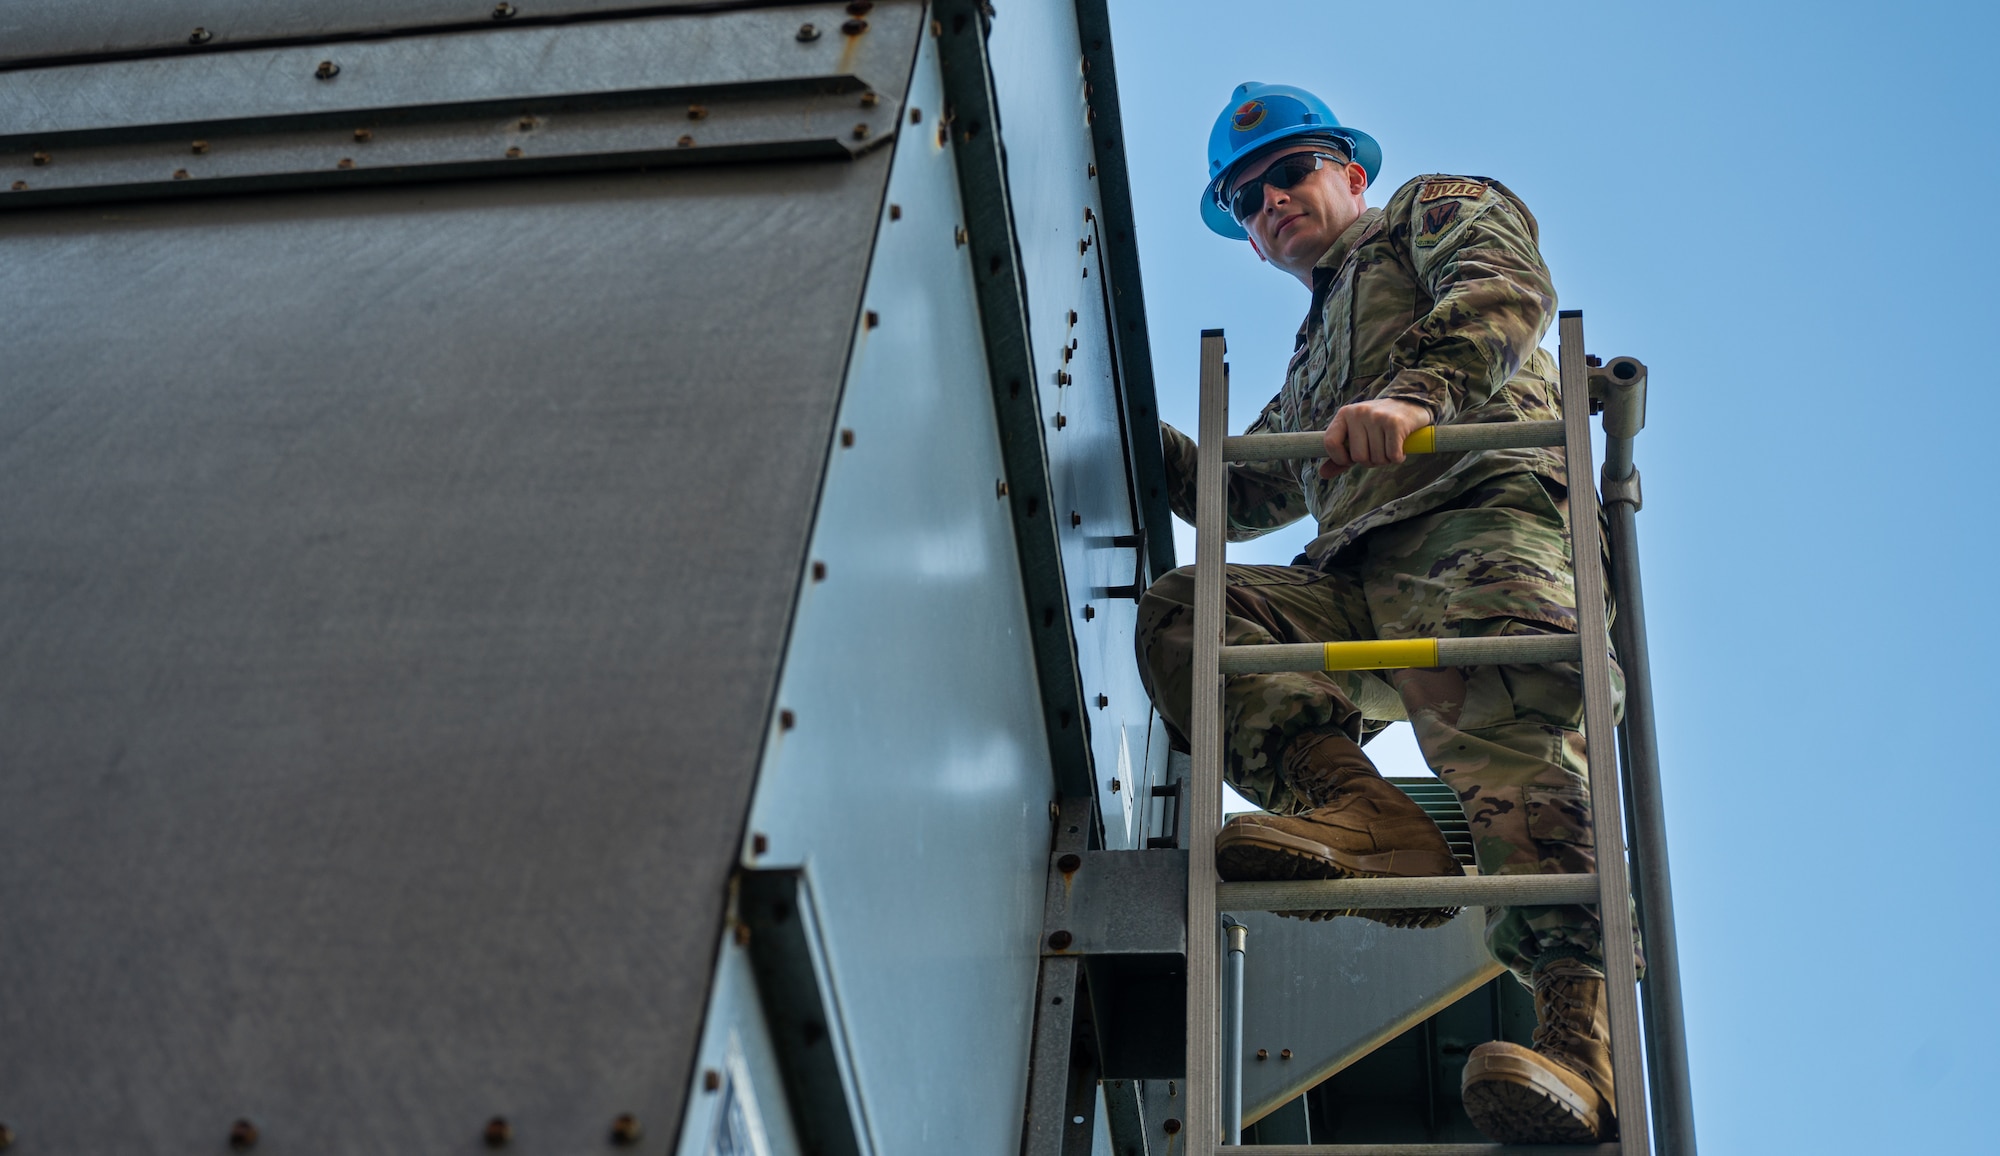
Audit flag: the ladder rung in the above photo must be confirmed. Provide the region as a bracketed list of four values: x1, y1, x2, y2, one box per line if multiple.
[1221, 420, 1565, 462]
[1243, 1145, 1622, 1155]
[1218, 634, 1582, 675]
[1217, 873, 1600, 912]
[1240, 1136, 1616, 1144]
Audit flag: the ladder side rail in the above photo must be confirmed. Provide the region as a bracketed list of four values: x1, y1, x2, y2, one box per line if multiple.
[1184, 330, 1230, 1153]
[1558, 312, 1648, 1155]
[1607, 493, 1697, 1156]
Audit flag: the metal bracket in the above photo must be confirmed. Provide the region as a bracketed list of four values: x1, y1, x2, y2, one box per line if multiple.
[1587, 355, 1649, 439]
[1601, 464, 1643, 511]
[1103, 528, 1148, 602]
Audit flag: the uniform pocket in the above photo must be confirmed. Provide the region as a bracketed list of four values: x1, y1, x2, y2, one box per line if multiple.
[1524, 782, 1594, 849]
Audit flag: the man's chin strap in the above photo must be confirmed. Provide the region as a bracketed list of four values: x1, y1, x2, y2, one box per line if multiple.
[1248, 236, 1267, 263]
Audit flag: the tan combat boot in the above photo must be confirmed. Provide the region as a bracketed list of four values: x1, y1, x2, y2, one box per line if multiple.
[1212, 730, 1463, 928]
[1461, 957, 1617, 1143]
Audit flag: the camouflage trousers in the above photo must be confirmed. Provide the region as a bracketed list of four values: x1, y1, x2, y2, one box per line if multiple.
[1136, 474, 1637, 982]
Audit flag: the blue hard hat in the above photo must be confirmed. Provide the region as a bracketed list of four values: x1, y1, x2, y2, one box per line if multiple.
[1200, 82, 1381, 240]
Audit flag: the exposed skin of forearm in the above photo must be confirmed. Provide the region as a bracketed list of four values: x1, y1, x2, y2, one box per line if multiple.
[1318, 397, 1433, 478]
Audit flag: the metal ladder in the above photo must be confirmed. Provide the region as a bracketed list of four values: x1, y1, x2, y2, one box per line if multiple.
[1181, 311, 1694, 1154]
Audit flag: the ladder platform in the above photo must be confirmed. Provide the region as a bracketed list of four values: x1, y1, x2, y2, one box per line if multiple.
[1222, 420, 1565, 462]
[1248, 1136, 1624, 1144]
[1219, 635, 1582, 675]
[1247, 1145, 1622, 1155]
[1217, 873, 1600, 912]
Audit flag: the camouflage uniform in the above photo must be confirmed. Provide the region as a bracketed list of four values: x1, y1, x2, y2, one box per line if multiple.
[1139, 174, 1633, 981]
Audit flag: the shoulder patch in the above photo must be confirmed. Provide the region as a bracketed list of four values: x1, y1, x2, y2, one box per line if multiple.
[1418, 200, 1461, 241]
[1418, 179, 1488, 203]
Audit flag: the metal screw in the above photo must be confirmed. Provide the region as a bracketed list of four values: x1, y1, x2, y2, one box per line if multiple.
[505, 146, 522, 158]
[687, 104, 708, 120]
[1163, 1118, 1183, 1135]
[1070, 511, 1081, 527]
[1256, 1048, 1268, 1060]
[1096, 694, 1108, 708]
[1056, 853, 1081, 873]
[1047, 929, 1073, 950]
[518, 116, 535, 130]
[1067, 309, 1078, 326]
[954, 225, 968, 247]
[337, 157, 355, 169]
[228, 1119, 259, 1150]
[492, 2, 517, 17]
[31, 152, 49, 166]
[483, 1117, 512, 1147]
[860, 91, 879, 108]
[354, 128, 373, 142]
[1088, 163, 1097, 177]
[851, 123, 869, 140]
[865, 310, 879, 328]
[1082, 605, 1095, 620]
[732, 922, 751, 947]
[811, 561, 827, 581]
[888, 203, 901, 220]
[703, 1069, 722, 1092]
[842, 18, 869, 34]
[1280, 1048, 1292, 1060]
[996, 480, 1009, 498]
[677, 135, 694, 148]
[191, 140, 209, 154]
[172, 169, 190, 180]
[1109, 778, 1121, 792]
[610, 1114, 643, 1146]
[1055, 370, 1072, 385]
[910, 107, 923, 124]
[189, 27, 213, 45]
[8, 181, 24, 192]
[779, 710, 796, 730]
[840, 428, 855, 447]
[796, 23, 821, 41]
[315, 60, 340, 80]
[937, 124, 948, 147]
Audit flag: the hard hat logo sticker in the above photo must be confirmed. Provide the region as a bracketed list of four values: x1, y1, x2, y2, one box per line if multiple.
[1231, 100, 1267, 131]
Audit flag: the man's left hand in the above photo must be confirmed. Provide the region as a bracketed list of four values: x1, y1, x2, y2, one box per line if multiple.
[1319, 398, 1434, 478]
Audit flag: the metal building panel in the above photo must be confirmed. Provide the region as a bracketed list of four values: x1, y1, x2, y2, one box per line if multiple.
[674, 932, 807, 1156]
[737, 25, 1054, 1156]
[1233, 911, 1503, 1126]
[0, 147, 899, 1156]
[0, 0, 795, 68]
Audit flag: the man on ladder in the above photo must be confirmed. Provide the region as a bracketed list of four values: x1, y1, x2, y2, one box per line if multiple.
[1136, 82, 1635, 1144]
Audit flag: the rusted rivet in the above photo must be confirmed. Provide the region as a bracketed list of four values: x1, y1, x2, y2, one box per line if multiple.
[677, 135, 694, 148]
[191, 140, 209, 154]
[996, 480, 1009, 498]
[0, 1122, 13, 1149]
[1256, 1048, 1269, 1060]
[315, 60, 340, 80]
[909, 107, 923, 124]
[492, 2, 517, 18]
[864, 310, 879, 328]
[732, 922, 751, 947]
[1280, 1048, 1293, 1060]
[337, 157, 355, 169]
[505, 146, 523, 159]
[610, 1113, 643, 1146]
[228, 1119, 258, 1150]
[189, 27, 213, 45]
[888, 203, 902, 220]
[172, 168, 190, 180]
[840, 428, 855, 447]
[1067, 309, 1078, 326]
[852, 123, 870, 140]
[1163, 1118, 1183, 1135]
[1082, 604, 1095, 620]
[1056, 853, 1081, 873]
[811, 561, 827, 582]
[1055, 414, 1067, 429]
[1047, 929, 1073, 950]
[483, 1116, 512, 1147]
[779, 710, 796, 730]
[937, 123, 948, 147]
[796, 22, 821, 41]
[954, 225, 968, 247]
[860, 91, 879, 108]
[1070, 511, 1081, 528]
[1109, 778, 1121, 792]
[354, 127, 373, 142]
[518, 116, 535, 130]
[1088, 163, 1097, 177]
[687, 104, 708, 120]
[1096, 694, 1108, 708]
[31, 152, 50, 167]
[931, 18, 943, 37]
[703, 1069, 723, 1092]
[842, 18, 869, 34]
[8, 181, 24, 192]
[1055, 370, 1072, 385]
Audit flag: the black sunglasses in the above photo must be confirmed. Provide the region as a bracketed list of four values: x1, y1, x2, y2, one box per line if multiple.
[1227, 151, 1345, 225]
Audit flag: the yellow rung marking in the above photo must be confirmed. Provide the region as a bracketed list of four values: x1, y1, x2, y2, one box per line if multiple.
[1322, 638, 1439, 670]
[1402, 426, 1436, 454]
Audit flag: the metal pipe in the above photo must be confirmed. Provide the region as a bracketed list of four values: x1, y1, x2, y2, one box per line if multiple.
[1218, 633, 1581, 675]
[1247, 1145, 1622, 1155]
[1606, 494, 1698, 1156]
[1222, 919, 1248, 1146]
[1216, 873, 1600, 912]
[1222, 419, 1563, 462]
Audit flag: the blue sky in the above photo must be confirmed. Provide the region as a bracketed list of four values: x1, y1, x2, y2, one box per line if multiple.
[1100, 1, 1999, 1150]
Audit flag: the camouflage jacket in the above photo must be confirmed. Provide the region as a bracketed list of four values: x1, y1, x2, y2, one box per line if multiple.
[1163, 173, 1565, 562]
